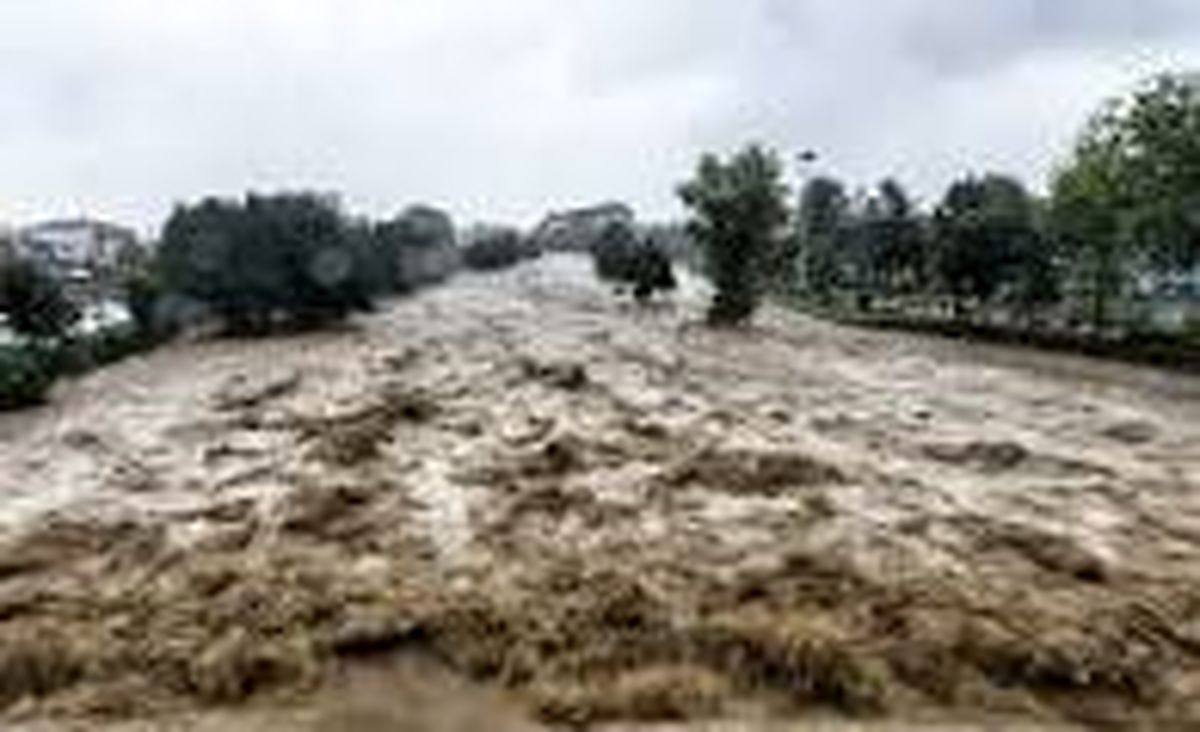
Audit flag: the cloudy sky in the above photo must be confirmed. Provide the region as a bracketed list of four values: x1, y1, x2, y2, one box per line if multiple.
[2, 0, 1199, 233]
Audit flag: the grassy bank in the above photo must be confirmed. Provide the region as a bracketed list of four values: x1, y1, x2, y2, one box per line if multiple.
[804, 306, 1200, 374]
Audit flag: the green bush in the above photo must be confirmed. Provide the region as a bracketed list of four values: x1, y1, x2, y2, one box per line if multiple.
[462, 227, 533, 271]
[369, 205, 459, 291]
[0, 259, 79, 340]
[124, 264, 179, 342]
[590, 224, 677, 303]
[159, 193, 377, 335]
[89, 326, 149, 366]
[0, 344, 56, 410]
[629, 244, 677, 303]
[45, 326, 152, 377]
[592, 221, 640, 282]
[1184, 314, 1200, 345]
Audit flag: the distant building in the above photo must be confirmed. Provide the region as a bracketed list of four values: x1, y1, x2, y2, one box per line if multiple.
[14, 218, 142, 305]
[532, 202, 635, 252]
[19, 218, 138, 276]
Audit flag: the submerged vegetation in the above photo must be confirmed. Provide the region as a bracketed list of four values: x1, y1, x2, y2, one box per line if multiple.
[590, 219, 678, 303]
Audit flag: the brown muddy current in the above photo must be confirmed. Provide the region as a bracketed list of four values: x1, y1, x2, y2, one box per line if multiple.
[2, 256, 1199, 730]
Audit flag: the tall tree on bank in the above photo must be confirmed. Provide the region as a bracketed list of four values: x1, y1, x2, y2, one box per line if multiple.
[679, 145, 790, 325]
[1052, 71, 1200, 330]
[1051, 129, 1127, 331]
[932, 174, 1038, 316]
[1010, 199, 1062, 325]
[862, 179, 927, 296]
[1119, 73, 1200, 273]
[796, 176, 850, 304]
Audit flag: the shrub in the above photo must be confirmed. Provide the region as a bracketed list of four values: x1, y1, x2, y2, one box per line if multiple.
[0, 259, 79, 340]
[370, 205, 459, 292]
[591, 225, 677, 303]
[159, 193, 377, 335]
[629, 244, 677, 303]
[0, 324, 158, 413]
[592, 221, 641, 283]
[462, 227, 532, 271]
[72, 326, 150, 373]
[0, 344, 56, 410]
[123, 262, 179, 342]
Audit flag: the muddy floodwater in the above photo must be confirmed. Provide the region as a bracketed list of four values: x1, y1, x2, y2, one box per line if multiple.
[2, 255, 1199, 730]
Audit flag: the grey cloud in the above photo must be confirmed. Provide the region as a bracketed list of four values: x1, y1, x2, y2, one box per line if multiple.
[892, 0, 1200, 75]
[0, 1, 1199, 230]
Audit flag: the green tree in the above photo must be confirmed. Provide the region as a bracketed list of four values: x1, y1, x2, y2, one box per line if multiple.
[1120, 73, 1200, 272]
[369, 205, 458, 292]
[0, 258, 79, 340]
[629, 241, 677, 304]
[862, 179, 927, 296]
[1050, 125, 1127, 330]
[796, 176, 851, 304]
[0, 344, 56, 410]
[462, 226, 529, 271]
[590, 222, 677, 303]
[932, 174, 1038, 316]
[679, 144, 789, 325]
[1008, 204, 1061, 326]
[1051, 72, 1200, 330]
[159, 193, 375, 335]
[591, 220, 641, 283]
[122, 255, 175, 341]
[394, 205, 457, 287]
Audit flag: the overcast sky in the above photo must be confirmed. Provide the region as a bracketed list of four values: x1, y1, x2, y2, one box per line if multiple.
[2, 0, 1200, 233]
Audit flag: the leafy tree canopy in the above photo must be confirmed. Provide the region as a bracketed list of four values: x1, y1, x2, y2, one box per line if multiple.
[933, 173, 1038, 308]
[1050, 71, 1200, 326]
[679, 144, 789, 325]
[159, 192, 376, 335]
[0, 258, 79, 340]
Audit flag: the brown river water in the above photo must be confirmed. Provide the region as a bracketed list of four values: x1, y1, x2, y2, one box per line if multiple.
[2, 256, 1199, 730]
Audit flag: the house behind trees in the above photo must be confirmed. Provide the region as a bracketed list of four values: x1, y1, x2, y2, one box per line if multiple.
[17, 218, 142, 301]
[532, 202, 635, 253]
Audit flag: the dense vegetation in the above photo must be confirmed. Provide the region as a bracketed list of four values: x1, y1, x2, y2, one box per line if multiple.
[3, 71, 1199, 411]
[0, 253, 170, 408]
[461, 226, 538, 271]
[679, 72, 1199, 352]
[590, 221, 678, 303]
[0, 259, 79, 340]
[368, 205, 459, 291]
[0, 193, 467, 410]
[678, 145, 789, 325]
[0, 343, 56, 409]
[159, 194, 378, 335]
[0, 259, 80, 406]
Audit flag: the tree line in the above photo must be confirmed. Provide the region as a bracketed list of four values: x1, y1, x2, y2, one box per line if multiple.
[0, 193, 538, 408]
[678, 72, 1200, 339]
[5, 70, 1198, 408]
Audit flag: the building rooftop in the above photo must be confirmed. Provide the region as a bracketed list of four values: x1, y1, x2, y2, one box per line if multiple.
[22, 217, 138, 241]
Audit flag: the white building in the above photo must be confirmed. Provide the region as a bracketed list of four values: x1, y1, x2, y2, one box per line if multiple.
[19, 218, 139, 279]
[532, 202, 635, 252]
